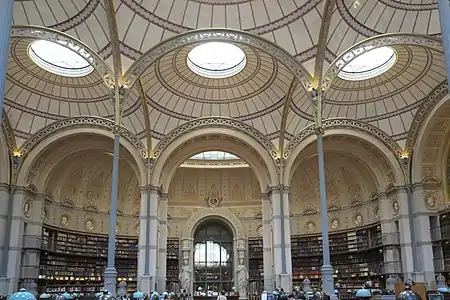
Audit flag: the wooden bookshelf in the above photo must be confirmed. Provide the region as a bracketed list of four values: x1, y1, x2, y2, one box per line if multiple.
[291, 224, 383, 290]
[38, 227, 137, 293]
[166, 239, 180, 291]
[248, 238, 263, 294]
[440, 211, 450, 276]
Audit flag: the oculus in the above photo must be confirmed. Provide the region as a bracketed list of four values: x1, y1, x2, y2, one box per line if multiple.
[337, 46, 397, 81]
[187, 42, 246, 79]
[28, 40, 94, 77]
[191, 151, 238, 160]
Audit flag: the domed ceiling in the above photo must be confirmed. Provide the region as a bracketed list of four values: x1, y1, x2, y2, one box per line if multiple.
[4, 0, 447, 155]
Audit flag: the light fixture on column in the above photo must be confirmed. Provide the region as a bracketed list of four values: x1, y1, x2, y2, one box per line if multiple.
[309, 87, 336, 299]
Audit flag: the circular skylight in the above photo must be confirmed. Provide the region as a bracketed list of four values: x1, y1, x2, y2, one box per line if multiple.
[191, 151, 238, 160]
[28, 40, 94, 77]
[187, 42, 246, 79]
[337, 46, 397, 81]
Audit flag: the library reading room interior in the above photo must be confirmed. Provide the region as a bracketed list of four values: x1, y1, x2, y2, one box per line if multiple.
[1, 0, 450, 298]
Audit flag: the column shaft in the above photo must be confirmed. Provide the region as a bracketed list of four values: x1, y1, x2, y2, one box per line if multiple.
[378, 194, 401, 274]
[438, 0, 450, 89]
[0, 0, 14, 122]
[262, 194, 273, 291]
[158, 193, 168, 291]
[395, 188, 415, 278]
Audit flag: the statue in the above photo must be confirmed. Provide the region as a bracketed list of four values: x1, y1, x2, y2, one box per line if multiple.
[179, 265, 192, 292]
[236, 264, 249, 297]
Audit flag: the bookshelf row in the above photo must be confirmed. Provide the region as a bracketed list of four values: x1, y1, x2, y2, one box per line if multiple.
[248, 224, 386, 290]
[440, 211, 450, 275]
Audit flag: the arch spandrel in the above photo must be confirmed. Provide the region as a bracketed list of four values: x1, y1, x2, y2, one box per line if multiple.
[151, 118, 279, 190]
[283, 120, 405, 187]
[16, 126, 147, 188]
[182, 207, 246, 240]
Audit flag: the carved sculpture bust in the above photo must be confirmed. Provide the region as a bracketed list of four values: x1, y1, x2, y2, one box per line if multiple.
[236, 264, 249, 296]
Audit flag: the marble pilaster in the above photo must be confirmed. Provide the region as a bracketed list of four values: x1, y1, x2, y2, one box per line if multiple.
[262, 193, 274, 291]
[157, 193, 168, 291]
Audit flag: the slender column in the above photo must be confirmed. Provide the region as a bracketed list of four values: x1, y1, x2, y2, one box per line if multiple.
[0, 0, 14, 123]
[438, 0, 450, 89]
[261, 193, 274, 291]
[395, 188, 415, 279]
[139, 186, 159, 293]
[378, 193, 401, 275]
[158, 193, 168, 291]
[0, 183, 9, 270]
[269, 187, 292, 291]
[316, 131, 335, 298]
[103, 131, 120, 295]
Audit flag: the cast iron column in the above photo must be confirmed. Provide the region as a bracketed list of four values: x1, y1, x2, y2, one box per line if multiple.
[104, 86, 125, 295]
[0, 0, 14, 123]
[311, 89, 335, 298]
[438, 0, 450, 89]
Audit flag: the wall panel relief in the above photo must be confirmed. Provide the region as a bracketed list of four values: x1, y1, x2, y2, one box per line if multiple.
[289, 152, 379, 234]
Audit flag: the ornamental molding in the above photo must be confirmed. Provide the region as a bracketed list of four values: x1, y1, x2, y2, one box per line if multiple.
[10, 25, 114, 87]
[405, 82, 449, 154]
[1, 111, 17, 152]
[17, 117, 147, 163]
[284, 118, 403, 159]
[322, 34, 444, 91]
[153, 117, 279, 161]
[182, 207, 246, 239]
[124, 28, 313, 91]
[50, 0, 100, 32]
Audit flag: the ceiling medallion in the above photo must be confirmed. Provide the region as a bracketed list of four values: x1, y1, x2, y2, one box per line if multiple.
[187, 42, 246, 79]
[206, 197, 223, 208]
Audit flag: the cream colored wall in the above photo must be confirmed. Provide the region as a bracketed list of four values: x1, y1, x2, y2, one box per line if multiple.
[42, 150, 140, 236]
[290, 152, 380, 234]
[167, 167, 264, 238]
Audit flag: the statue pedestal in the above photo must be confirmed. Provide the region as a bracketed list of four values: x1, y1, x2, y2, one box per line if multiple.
[139, 275, 155, 293]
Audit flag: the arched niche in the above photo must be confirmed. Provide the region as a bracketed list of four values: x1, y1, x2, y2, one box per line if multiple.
[284, 128, 405, 189]
[152, 126, 279, 192]
[16, 127, 147, 188]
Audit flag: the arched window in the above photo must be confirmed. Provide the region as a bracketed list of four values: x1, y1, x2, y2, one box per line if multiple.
[194, 221, 233, 292]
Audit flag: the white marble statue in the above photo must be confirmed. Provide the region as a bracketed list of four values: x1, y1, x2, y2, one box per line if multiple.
[236, 264, 249, 297]
[179, 265, 192, 292]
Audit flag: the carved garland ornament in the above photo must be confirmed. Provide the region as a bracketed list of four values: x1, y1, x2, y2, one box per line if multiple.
[10, 25, 114, 87]
[322, 34, 444, 91]
[284, 118, 403, 159]
[124, 28, 312, 91]
[152, 117, 279, 160]
[17, 117, 148, 164]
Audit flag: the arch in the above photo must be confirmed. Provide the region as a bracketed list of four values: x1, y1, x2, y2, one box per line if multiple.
[10, 25, 114, 87]
[152, 117, 279, 191]
[16, 125, 147, 188]
[124, 28, 312, 91]
[322, 33, 444, 92]
[411, 93, 450, 184]
[283, 119, 405, 187]
[182, 208, 246, 239]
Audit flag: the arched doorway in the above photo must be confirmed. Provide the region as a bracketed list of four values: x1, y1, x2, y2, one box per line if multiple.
[193, 220, 234, 293]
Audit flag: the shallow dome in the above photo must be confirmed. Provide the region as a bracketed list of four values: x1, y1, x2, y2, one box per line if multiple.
[187, 42, 246, 79]
[28, 39, 94, 77]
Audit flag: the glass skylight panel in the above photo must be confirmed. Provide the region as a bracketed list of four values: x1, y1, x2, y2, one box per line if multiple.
[337, 46, 397, 81]
[191, 151, 238, 160]
[28, 40, 94, 77]
[187, 42, 246, 79]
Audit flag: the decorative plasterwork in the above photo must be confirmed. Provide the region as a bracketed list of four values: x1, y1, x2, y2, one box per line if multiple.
[322, 34, 444, 91]
[1, 111, 16, 152]
[284, 118, 404, 160]
[17, 117, 147, 163]
[405, 82, 449, 154]
[153, 117, 278, 160]
[10, 25, 114, 87]
[181, 207, 246, 239]
[124, 28, 313, 91]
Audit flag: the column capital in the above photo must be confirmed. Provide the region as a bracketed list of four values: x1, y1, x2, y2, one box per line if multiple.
[160, 193, 168, 201]
[140, 185, 161, 194]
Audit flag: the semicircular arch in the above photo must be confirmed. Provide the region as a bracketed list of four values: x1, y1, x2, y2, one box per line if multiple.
[411, 93, 450, 184]
[17, 126, 147, 188]
[283, 119, 405, 188]
[322, 33, 444, 92]
[11, 25, 114, 87]
[182, 207, 246, 240]
[124, 28, 312, 92]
